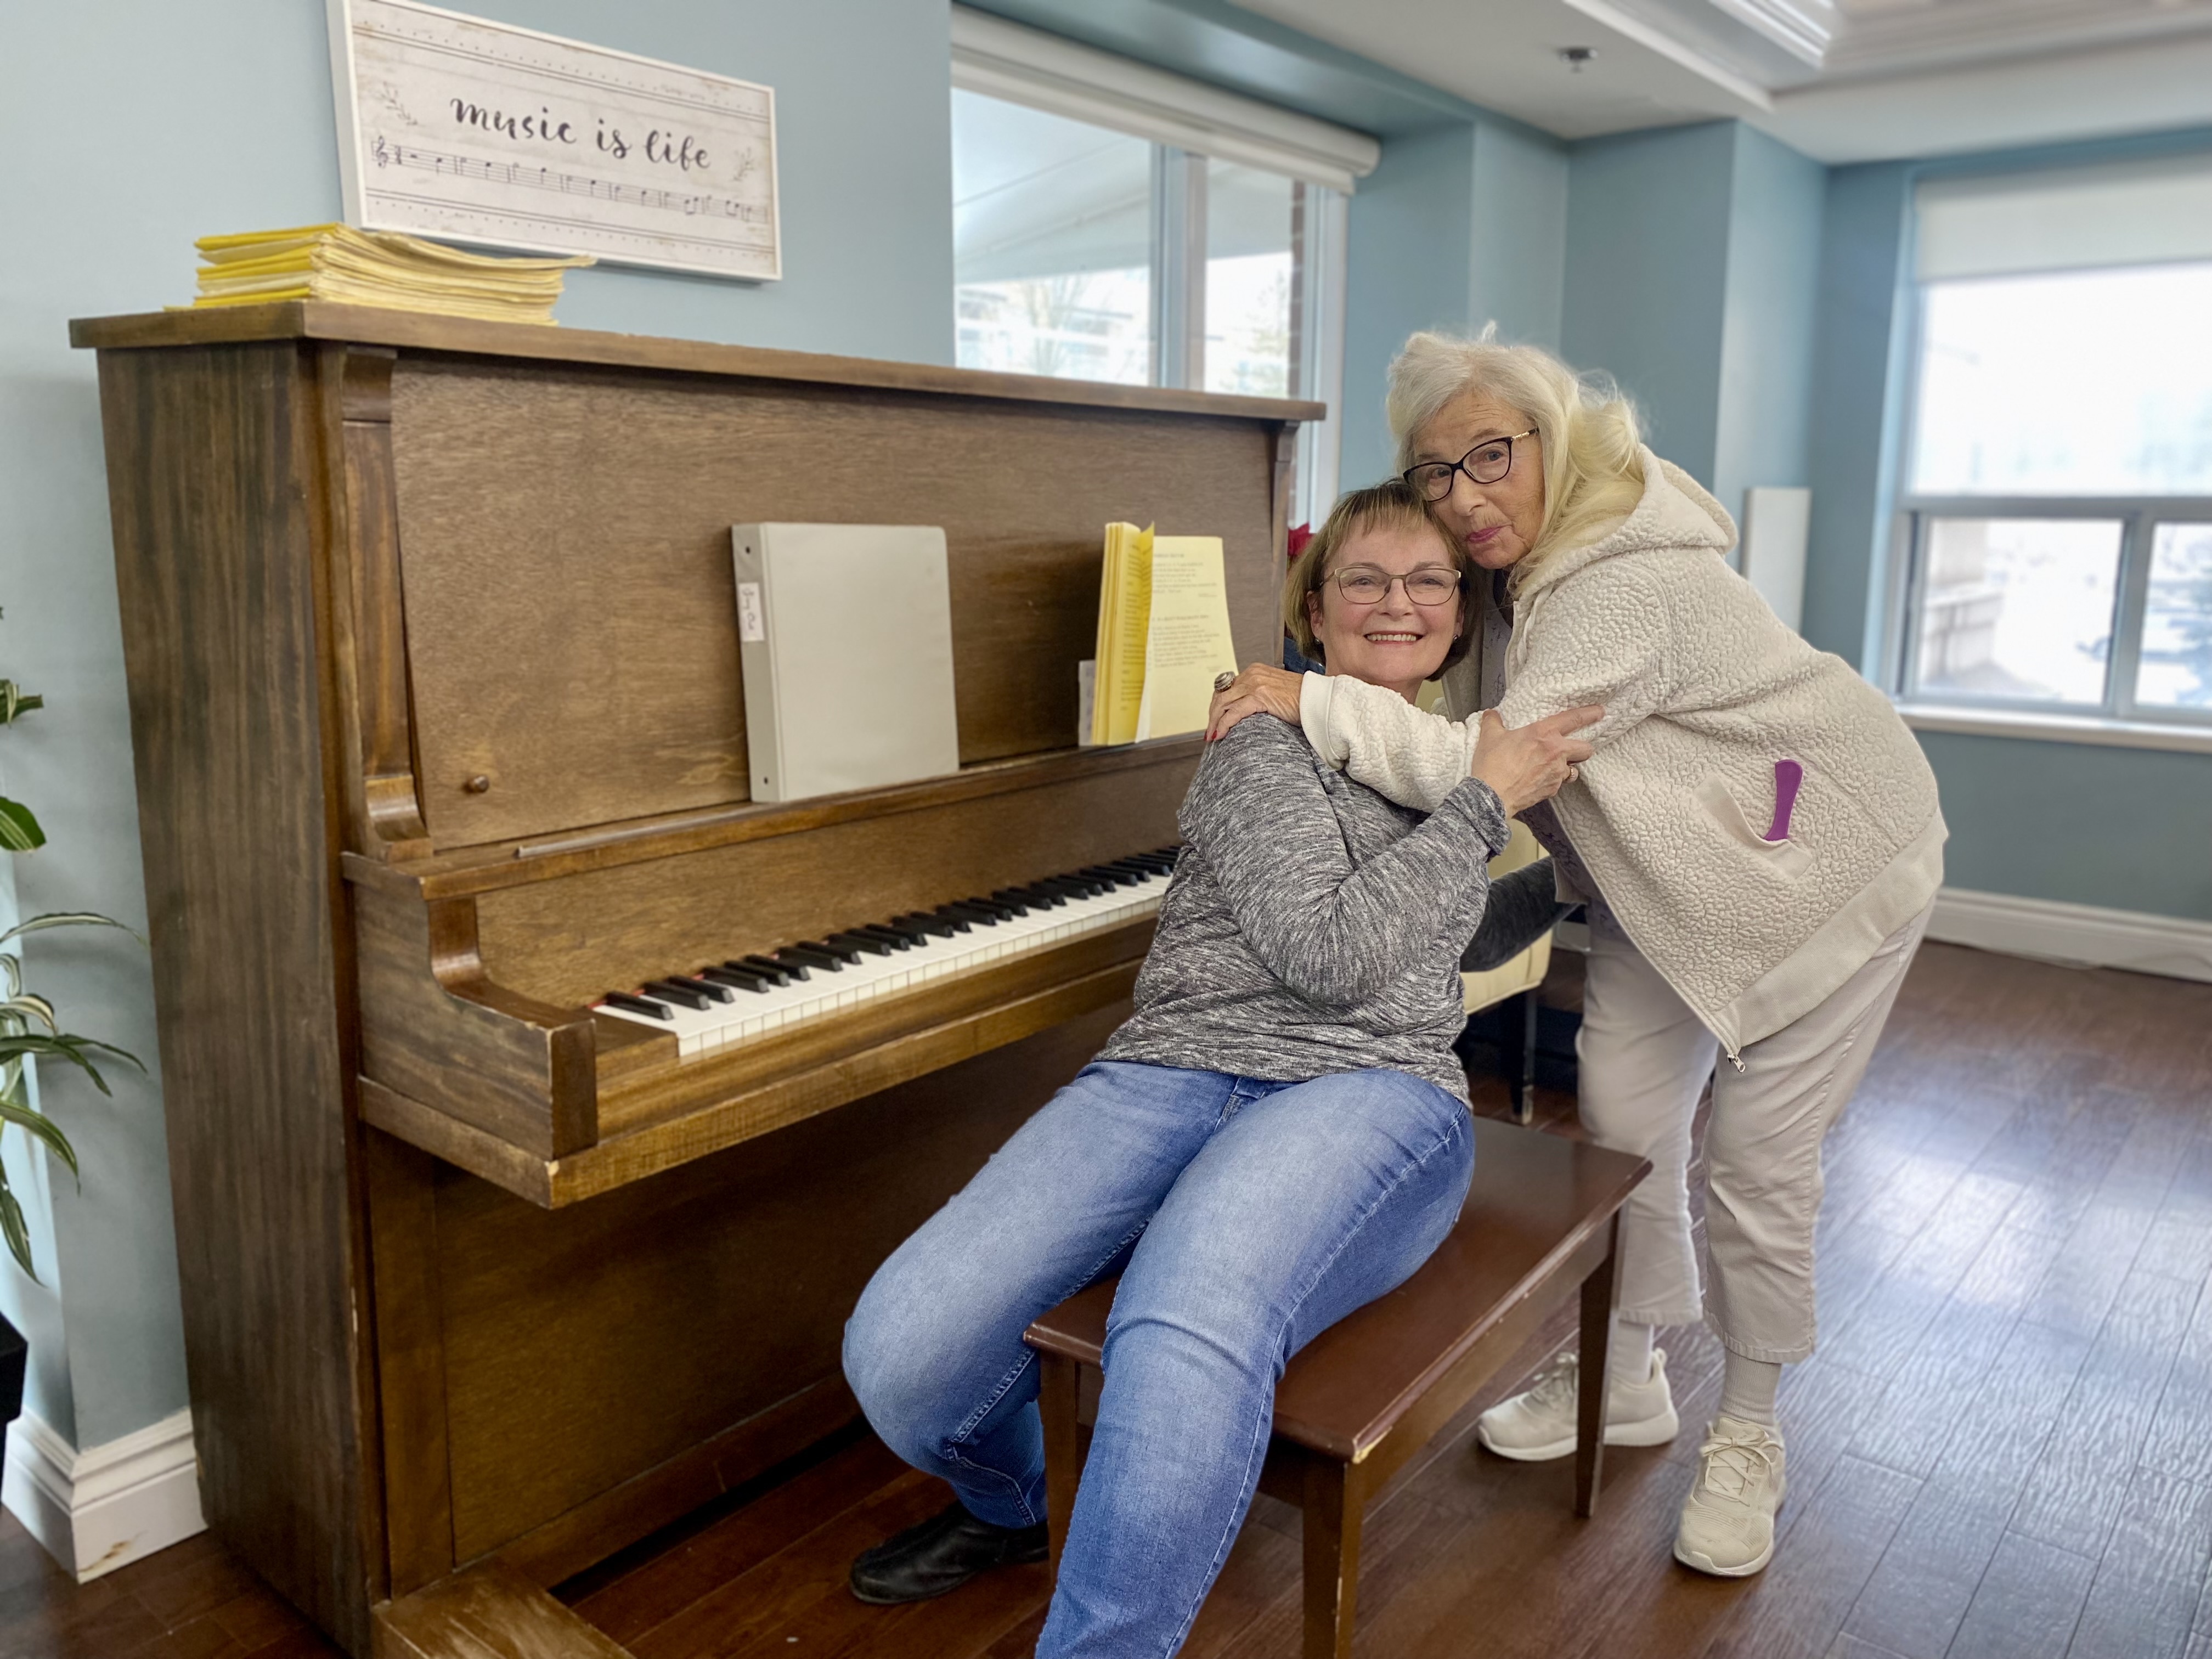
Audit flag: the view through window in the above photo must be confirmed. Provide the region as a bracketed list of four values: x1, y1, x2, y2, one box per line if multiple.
[1903, 258, 2212, 719]
[951, 91, 1153, 386]
[951, 89, 1324, 407]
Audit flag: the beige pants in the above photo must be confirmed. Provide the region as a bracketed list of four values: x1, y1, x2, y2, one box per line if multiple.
[1578, 902, 1932, 1362]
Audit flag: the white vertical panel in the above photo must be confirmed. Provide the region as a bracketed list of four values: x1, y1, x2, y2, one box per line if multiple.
[1741, 486, 1812, 634]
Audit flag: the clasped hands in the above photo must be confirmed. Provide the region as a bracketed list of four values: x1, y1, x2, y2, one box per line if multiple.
[1204, 664, 1601, 819]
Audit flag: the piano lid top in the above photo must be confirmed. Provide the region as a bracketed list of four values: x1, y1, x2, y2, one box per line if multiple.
[66, 301, 1328, 425]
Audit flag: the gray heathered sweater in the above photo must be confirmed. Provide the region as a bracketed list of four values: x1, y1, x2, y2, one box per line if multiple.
[1097, 713, 1513, 1102]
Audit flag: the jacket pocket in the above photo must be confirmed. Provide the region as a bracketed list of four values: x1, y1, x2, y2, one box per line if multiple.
[1696, 777, 1815, 881]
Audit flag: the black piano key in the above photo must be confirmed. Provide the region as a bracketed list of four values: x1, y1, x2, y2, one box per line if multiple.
[826, 930, 897, 957]
[799, 938, 865, 964]
[1001, 884, 1064, 909]
[698, 966, 773, 995]
[894, 912, 964, 938]
[850, 924, 917, 950]
[778, 945, 846, 972]
[719, 959, 785, 985]
[602, 991, 674, 1020]
[665, 974, 734, 1003]
[642, 979, 710, 1011]
[985, 889, 1035, 915]
[941, 901, 1008, 924]
[927, 907, 980, 932]
[739, 953, 805, 981]
[1081, 865, 1142, 888]
[1104, 858, 1160, 879]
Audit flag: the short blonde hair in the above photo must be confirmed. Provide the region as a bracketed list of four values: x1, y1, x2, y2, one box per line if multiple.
[1387, 326, 1645, 594]
[1282, 478, 1476, 670]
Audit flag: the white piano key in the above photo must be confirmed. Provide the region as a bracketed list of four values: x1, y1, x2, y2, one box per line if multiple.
[617, 860, 1177, 1060]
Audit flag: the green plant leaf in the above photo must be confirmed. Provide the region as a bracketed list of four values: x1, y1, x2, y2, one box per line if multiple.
[0, 1097, 79, 1183]
[0, 994, 57, 1034]
[0, 1032, 143, 1094]
[0, 682, 41, 726]
[0, 1183, 36, 1283]
[0, 799, 43, 853]
[0, 911, 143, 949]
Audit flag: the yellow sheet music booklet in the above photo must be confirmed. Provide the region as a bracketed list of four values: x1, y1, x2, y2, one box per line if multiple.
[183, 224, 594, 324]
[1088, 523, 1237, 746]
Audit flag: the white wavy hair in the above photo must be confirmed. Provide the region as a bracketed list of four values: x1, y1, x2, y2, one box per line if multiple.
[1387, 325, 1646, 593]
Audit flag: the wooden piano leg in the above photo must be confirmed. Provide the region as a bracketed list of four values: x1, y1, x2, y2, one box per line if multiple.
[372, 1561, 632, 1658]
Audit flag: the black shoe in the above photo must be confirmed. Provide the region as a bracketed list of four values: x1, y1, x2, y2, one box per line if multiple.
[848, 1500, 1049, 1605]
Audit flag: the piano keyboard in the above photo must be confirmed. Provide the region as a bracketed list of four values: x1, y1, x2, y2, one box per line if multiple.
[593, 849, 1182, 1058]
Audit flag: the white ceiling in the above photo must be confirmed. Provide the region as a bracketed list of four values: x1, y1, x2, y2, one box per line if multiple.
[1226, 0, 2212, 162]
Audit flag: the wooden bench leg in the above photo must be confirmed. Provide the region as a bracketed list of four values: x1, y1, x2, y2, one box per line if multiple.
[1575, 1212, 1626, 1519]
[1039, 1352, 1084, 1577]
[1301, 1457, 1362, 1659]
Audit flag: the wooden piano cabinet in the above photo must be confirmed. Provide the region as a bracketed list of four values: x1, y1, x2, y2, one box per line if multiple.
[76, 303, 1314, 1657]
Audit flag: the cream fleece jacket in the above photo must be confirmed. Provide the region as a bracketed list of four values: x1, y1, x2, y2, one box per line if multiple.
[1300, 447, 1944, 1060]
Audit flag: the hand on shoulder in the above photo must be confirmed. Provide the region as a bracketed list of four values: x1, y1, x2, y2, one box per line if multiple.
[1470, 705, 1602, 817]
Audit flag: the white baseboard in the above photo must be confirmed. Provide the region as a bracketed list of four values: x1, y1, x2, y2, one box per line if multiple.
[3, 1407, 204, 1582]
[1928, 887, 2212, 983]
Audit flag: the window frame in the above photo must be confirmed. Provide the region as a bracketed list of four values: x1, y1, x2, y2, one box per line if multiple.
[949, 8, 1368, 524]
[1889, 274, 2212, 736]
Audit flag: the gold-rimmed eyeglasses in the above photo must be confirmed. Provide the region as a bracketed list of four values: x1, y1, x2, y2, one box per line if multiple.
[1402, 430, 1537, 502]
[1326, 564, 1465, 607]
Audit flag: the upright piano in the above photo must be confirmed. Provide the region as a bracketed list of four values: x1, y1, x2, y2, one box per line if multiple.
[71, 303, 1312, 1656]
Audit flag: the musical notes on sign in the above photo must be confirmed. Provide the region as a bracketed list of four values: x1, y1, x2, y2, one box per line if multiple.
[369, 138, 775, 239]
[334, 0, 781, 279]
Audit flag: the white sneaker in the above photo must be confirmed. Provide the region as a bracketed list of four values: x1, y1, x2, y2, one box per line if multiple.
[1673, 1414, 1787, 1577]
[1474, 1347, 1680, 1462]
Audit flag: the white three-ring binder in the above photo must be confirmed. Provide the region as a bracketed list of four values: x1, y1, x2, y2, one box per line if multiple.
[731, 522, 962, 803]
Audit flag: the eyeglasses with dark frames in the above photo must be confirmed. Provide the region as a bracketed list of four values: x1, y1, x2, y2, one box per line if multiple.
[1324, 564, 1465, 607]
[1402, 430, 1537, 503]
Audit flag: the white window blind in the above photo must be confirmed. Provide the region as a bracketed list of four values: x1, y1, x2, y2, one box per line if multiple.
[949, 5, 1380, 194]
[1915, 154, 2212, 283]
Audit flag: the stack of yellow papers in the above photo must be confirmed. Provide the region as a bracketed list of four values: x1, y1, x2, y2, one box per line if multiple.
[1089, 522, 1236, 746]
[185, 224, 593, 325]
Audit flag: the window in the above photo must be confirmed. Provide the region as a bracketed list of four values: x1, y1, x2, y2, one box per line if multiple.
[952, 93, 1154, 386]
[949, 7, 1375, 523]
[1897, 158, 2212, 726]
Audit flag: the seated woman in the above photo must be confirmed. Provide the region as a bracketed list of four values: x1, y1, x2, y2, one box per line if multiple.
[840, 479, 1600, 1658]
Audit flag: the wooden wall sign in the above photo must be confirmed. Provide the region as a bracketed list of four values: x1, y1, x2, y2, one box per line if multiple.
[328, 0, 781, 280]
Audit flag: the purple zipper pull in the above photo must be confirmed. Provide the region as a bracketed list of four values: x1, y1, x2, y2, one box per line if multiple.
[1765, 759, 1803, 843]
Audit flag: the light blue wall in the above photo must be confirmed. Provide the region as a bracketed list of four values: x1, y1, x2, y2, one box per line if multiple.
[0, 0, 951, 1454]
[1801, 161, 1915, 669]
[1469, 123, 1570, 359]
[1712, 126, 1826, 516]
[1341, 120, 1571, 488]
[1559, 119, 1825, 526]
[1344, 129, 1474, 488]
[1918, 735, 2212, 919]
[1802, 133, 2212, 922]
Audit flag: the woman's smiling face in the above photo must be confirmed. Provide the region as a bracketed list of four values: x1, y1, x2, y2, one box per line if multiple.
[1305, 521, 1464, 701]
[1413, 390, 1547, 572]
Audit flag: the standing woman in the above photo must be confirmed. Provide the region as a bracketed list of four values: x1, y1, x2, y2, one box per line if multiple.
[1209, 330, 1945, 1579]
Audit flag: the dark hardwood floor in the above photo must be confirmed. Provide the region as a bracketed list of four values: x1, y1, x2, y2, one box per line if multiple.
[15, 941, 2212, 1659]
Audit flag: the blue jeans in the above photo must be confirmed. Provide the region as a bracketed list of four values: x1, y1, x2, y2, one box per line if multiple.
[843, 1059, 1475, 1658]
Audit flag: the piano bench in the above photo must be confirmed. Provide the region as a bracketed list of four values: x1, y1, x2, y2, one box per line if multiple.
[1022, 1118, 1649, 1659]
